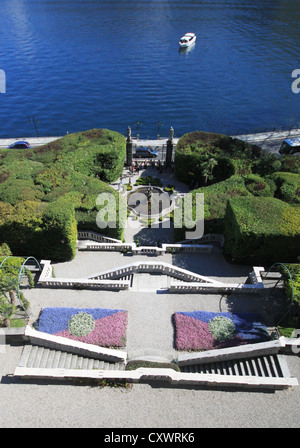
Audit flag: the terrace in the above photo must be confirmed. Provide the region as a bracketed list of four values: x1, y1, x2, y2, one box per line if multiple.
[0, 132, 299, 391]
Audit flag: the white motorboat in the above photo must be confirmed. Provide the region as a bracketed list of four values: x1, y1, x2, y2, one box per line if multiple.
[179, 32, 196, 48]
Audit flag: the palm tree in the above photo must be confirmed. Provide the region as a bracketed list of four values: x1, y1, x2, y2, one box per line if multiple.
[0, 302, 16, 327]
[202, 167, 210, 185]
[208, 157, 218, 176]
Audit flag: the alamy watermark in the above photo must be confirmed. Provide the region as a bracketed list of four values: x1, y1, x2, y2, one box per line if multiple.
[291, 69, 300, 94]
[0, 69, 6, 93]
[95, 190, 205, 240]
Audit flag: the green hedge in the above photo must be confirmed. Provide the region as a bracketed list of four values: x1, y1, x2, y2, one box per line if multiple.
[174, 131, 261, 187]
[0, 129, 126, 261]
[270, 172, 300, 204]
[126, 360, 180, 371]
[223, 197, 300, 264]
[0, 199, 77, 261]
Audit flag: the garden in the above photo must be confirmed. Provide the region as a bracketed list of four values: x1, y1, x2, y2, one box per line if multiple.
[174, 311, 270, 351]
[0, 129, 127, 261]
[0, 244, 34, 328]
[174, 131, 300, 263]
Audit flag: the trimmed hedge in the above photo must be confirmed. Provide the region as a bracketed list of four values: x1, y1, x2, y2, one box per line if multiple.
[174, 175, 252, 240]
[223, 197, 300, 264]
[126, 360, 180, 372]
[0, 129, 126, 261]
[174, 131, 261, 187]
[271, 172, 300, 204]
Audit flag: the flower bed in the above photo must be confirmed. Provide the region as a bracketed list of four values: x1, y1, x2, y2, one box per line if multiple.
[38, 307, 128, 348]
[174, 311, 270, 351]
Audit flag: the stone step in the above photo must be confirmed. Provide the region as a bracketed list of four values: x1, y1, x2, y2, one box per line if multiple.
[19, 344, 125, 371]
[181, 354, 284, 378]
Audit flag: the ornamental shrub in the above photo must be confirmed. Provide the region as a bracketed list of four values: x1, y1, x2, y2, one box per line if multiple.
[280, 155, 300, 174]
[224, 196, 300, 263]
[208, 316, 235, 342]
[0, 129, 126, 261]
[174, 175, 251, 239]
[68, 312, 95, 337]
[271, 172, 300, 204]
[280, 264, 300, 307]
[175, 131, 261, 187]
[243, 174, 273, 197]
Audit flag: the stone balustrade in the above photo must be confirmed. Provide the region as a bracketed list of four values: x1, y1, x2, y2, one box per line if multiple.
[169, 281, 264, 293]
[77, 230, 122, 243]
[177, 233, 225, 247]
[38, 260, 130, 290]
[87, 260, 224, 285]
[79, 241, 214, 255]
[24, 326, 127, 363]
[177, 339, 286, 366]
[13, 365, 298, 389]
[39, 260, 265, 293]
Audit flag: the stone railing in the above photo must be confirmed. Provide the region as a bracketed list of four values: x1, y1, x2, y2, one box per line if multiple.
[77, 230, 122, 244]
[38, 260, 131, 290]
[38, 260, 265, 293]
[87, 260, 225, 285]
[177, 233, 225, 247]
[248, 267, 265, 288]
[177, 339, 286, 366]
[14, 364, 298, 390]
[78, 241, 214, 255]
[77, 230, 221, 255]
[169, 281, 264, 294]
[24, 326, 127, 363]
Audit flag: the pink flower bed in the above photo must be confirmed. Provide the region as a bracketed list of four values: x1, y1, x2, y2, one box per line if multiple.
[57, 311, 128, 347]
[38, 307, 128, 348]
[174, 314, 216, 351]
[174, 311, 269, 351]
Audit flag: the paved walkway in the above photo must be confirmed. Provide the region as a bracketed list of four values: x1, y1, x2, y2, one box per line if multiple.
[1, 127, 299, 151]
[1, 251, 300, 428]
[23, 248, 286, 364]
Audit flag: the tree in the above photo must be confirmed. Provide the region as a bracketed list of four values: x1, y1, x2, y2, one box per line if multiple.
[201, 157, 218, 185]
[0, 272, 18, 305]
[0, 301, 16, 327]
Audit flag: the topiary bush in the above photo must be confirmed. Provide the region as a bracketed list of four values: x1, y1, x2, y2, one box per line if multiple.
[174, 131, 261, 187]
[280, 155, 300, 174]
[68, 312, 96, 337]
[126, 360, 180, 371]
[243, 174, 273, 197]
[224, 196, 300, 264]
[208, 316, 235, 342]
[0, 129, 126, 261]
[271, 172, 300, 204]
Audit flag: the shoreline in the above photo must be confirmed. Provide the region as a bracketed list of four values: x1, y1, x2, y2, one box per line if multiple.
[0, 127, 299, 151]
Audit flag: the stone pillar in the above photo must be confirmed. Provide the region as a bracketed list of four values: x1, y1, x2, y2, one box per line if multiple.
[126, 126, 133, 166]
[166, 126, 174, 168]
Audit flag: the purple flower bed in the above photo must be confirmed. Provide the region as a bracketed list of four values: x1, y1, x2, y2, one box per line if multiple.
[174, 311, 270, 351]
[38, 307, 128, 348]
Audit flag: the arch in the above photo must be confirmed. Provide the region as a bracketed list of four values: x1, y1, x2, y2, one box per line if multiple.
[0, 255, 42, 317]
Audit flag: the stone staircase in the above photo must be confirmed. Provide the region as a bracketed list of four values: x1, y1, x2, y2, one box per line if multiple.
[180, 353, 289, 379]
[12, 330, 298, 390]
[18, 344, 125, 371]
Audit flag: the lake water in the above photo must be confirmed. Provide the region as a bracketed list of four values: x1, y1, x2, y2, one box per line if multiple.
[1, 0, 299, 139]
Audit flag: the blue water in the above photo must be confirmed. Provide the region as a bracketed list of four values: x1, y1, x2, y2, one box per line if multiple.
[0, 0, 299, 139]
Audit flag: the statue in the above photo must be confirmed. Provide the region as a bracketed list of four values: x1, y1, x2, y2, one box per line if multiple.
[168, 126, 174, 143]
[127, 126, 132, 141]
[146, 185, 153, 200]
